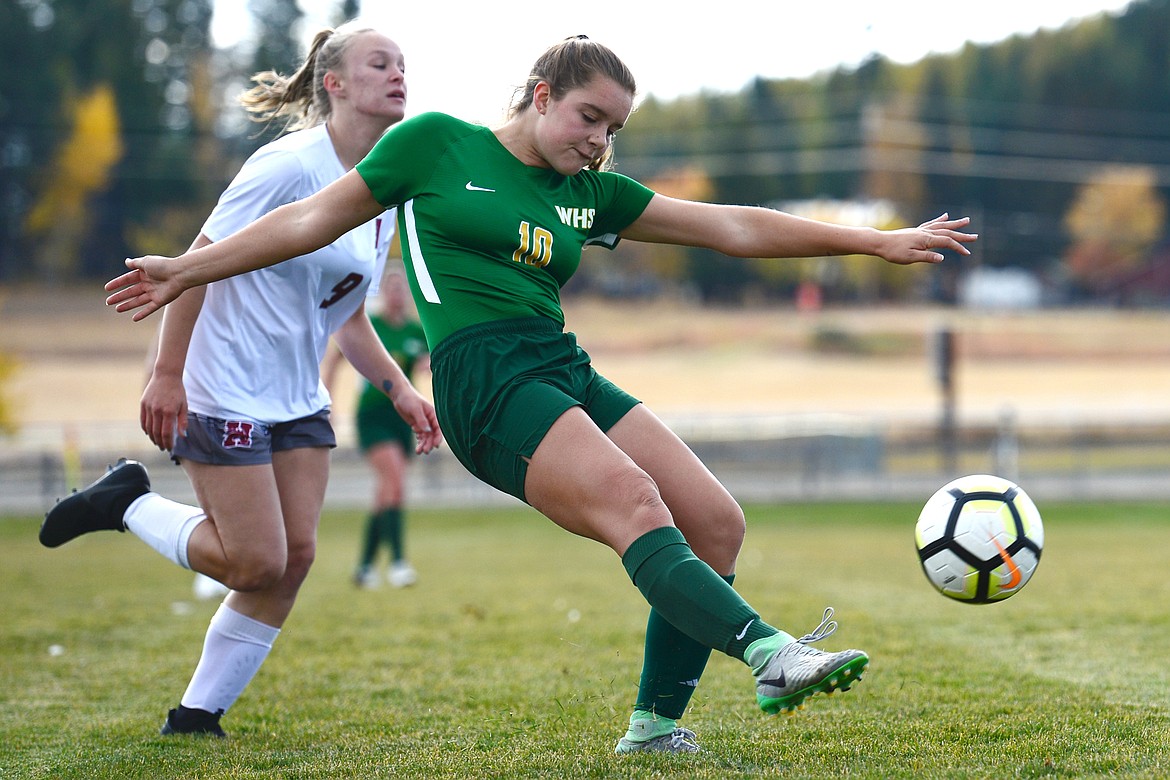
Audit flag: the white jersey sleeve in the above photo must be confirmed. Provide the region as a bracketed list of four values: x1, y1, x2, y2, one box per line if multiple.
[201, 145, 305, 242]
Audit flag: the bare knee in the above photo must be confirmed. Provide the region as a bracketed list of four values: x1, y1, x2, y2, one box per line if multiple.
[282, 539, 317, 589]
[221, 549, 287, 592]
[684, 498, 746, 573]
[612, 466, 672, 533]
[719, 501, 747, 557]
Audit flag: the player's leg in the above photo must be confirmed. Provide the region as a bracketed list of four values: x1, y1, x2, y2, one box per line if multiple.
[39, 454, 288, 589]
[353, 407, 386, 587]
[164, 445, 330, 736]
[526, 409, 868, 735]
[524, 407, 773, 655]
[180, 461, 288, 589]
[156, 458, 287, 736]
[368, 440, 415, 587]
[608, 404, 745, 571]
[604, 404, 745, 750]
[524, 409, 757, 753]
[227, 444, 329, 624]
[618, 408, 869, 716]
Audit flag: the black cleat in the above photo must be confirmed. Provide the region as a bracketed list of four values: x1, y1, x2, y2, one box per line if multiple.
[39, 458, 151, 548]
[160, 706, 226, 738]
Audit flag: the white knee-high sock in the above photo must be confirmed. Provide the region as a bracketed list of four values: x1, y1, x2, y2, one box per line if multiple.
[180, 603, 281, 715]
[122, 493, 205, 569]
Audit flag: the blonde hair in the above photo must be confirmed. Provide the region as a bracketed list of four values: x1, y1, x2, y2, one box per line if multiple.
[238, 21, 377, 132]
[509, 35, 636, 171]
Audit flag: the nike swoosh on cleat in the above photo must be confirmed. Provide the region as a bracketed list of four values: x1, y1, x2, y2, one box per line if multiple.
[758, 671, 786, 688]
[465, 181, 495, 192]
[735, 619, 754, 640]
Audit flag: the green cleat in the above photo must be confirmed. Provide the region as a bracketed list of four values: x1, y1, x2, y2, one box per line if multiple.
[615, 726, 700, 754]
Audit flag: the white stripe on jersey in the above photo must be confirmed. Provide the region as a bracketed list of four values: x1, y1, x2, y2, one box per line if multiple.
[404, 199, 441, 304]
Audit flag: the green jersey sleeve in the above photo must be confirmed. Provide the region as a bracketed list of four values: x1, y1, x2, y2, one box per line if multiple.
[356, 112, 481, 206]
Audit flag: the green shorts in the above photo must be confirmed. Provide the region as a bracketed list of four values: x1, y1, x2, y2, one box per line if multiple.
[355, 399, 415, 457]
[430, 316, 640, 503]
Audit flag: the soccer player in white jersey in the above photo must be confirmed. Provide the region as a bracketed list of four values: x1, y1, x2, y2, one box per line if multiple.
[40, 22, 440, 737]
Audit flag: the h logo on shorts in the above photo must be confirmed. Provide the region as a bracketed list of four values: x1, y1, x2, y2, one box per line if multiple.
[223, 420, 254, 449]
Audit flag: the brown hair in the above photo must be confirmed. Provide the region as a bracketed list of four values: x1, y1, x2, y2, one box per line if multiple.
[509, 35, 636, 171]
[238, 21, 377, 133]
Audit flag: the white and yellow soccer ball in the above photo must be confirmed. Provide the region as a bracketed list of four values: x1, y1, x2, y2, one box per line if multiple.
[914, 474, 1044, 603]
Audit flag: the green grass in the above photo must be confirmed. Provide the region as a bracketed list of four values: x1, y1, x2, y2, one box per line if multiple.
[2, 501, 1168, 779]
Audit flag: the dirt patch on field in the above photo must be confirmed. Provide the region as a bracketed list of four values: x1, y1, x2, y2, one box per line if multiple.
[2, 285, 1169, 432]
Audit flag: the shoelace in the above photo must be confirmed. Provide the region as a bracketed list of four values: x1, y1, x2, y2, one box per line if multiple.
[664, 727, 699, 751]
[795, 606, 838, 645]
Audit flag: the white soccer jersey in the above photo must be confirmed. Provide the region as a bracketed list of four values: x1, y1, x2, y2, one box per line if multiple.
[184, 123, 395, 423]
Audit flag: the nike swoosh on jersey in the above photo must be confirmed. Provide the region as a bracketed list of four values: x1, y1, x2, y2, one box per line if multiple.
[465, 181, 495, 192]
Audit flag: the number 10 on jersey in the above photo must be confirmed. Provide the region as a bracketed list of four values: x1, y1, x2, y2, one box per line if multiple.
[512, 221, 553, 268]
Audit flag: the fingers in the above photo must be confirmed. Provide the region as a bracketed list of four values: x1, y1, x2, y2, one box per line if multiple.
[920, 218, 978, 259]
[932, 233, 975, 255]
[104, 285, 138, 306]
[413, 409, 444, 454]
[131, 304, 161, 322]
[105, 269, 140, 292]
[104, 286, 162, 320]
[416, 429, 444, 454]
[141, 405, 185, 451]
[919, 214, 972, 231]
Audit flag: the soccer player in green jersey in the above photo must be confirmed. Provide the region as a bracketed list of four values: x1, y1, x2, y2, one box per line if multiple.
[324, 266, 429, 589]
[108, 35, 978, 754]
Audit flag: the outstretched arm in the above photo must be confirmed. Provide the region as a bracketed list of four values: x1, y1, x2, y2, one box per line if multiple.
[105, 170, 385, 321]
[621, 194, 977, 264]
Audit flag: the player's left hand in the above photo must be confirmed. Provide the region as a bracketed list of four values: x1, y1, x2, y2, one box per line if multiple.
[392, 389, 443, 454]
[879, 214, 978, 265]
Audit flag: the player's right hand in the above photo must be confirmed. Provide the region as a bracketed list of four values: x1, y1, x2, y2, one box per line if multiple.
[140, 370, 188, 451]
[105, 256, 184, 322]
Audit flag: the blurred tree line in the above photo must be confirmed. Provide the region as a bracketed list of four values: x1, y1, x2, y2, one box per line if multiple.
[0, 0, 343, 282]
[1, 0, 1168, 307]
[605, 0, 1170, 304]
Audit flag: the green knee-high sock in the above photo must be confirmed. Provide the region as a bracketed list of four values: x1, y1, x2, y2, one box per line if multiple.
[358, 512, 381, 569]
[633, 573, 735, 720]
[622, 527, 777, 662]
[377, 506, 404, 562]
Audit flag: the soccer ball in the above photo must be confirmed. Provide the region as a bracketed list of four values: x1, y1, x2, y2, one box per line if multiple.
[914, 474, 1044, 603]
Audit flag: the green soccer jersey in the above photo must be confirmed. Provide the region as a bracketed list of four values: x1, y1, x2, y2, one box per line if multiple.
[354, 112, 655, 348]
[356, 313, 427, 415]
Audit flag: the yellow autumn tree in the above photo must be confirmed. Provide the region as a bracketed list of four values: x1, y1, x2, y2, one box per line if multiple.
[1064, 165, 1167, 294]
[638, 167, 714, 283]
[0, 351, 16, 436]
[25, 83, 124, 278]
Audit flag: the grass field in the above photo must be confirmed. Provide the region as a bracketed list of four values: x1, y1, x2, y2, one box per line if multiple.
[2, 501, 1168, 779]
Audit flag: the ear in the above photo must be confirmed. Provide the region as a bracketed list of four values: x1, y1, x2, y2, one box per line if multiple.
[532, 80, 552, 115]
[323, 70, 343, 96]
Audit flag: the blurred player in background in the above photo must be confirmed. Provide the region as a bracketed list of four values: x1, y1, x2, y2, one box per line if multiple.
[105, 36, 976, 753]
[323, 265, 429, 589]
[40, 22, 439, 738]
